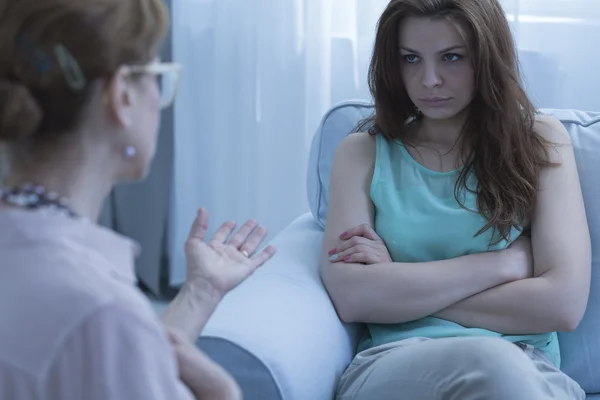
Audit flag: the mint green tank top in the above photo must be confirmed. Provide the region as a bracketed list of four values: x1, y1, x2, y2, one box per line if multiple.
[358, 134, 560, 367]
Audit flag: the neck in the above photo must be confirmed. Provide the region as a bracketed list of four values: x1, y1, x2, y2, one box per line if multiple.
[3, 145, 115, 222]
[415, 110, 469, 149]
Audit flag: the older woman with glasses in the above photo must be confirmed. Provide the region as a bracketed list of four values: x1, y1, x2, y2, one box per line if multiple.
[0, 1, 275, 399]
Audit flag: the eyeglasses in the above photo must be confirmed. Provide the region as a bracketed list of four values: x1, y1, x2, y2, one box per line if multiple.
[125, 61, 182, 109]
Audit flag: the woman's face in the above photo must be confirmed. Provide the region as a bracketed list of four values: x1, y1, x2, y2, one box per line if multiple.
[398, 16, 476, 121]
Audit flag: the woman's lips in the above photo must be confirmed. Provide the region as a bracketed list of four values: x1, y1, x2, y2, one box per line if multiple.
[420, 97, 452, 106]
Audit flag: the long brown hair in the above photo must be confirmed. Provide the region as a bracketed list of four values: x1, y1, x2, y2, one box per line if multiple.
[360, 0, 550, 243]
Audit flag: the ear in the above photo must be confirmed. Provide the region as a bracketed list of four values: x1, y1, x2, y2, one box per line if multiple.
[103, 66, 137, 129]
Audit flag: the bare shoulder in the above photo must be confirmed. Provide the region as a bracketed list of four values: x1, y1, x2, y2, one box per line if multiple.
[337, 131, 376, 154]
[534, 114, 571, 144]
[534, 114, 572, 164]
[334, 131, 376, 165]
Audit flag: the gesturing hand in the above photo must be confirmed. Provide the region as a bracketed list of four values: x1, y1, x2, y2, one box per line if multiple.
[185, 208, 276, 298]
[327, 223, 392, 265]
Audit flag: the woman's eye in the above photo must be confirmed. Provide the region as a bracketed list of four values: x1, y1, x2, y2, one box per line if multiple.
[443, 53, 462, 62]
[403, 54, 419, 63]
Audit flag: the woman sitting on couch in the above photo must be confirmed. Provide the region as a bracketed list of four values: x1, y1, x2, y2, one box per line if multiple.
[0, 0, 275, 399]
[320, 0, 591, 399]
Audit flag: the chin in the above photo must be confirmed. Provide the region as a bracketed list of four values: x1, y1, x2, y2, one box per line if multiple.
[421, 109, 456, 120]
[420, 105, 469, 121]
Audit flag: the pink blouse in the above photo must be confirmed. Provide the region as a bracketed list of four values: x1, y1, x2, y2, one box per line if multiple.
[0, 209, 195, 399]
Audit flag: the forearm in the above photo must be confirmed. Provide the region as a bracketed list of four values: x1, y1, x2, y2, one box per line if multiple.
[434, 275, 577, 334]
[161, 280, 222, 342]
[324, 250, 516, 324]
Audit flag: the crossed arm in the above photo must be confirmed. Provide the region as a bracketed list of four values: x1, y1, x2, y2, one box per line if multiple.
[321, 119, 591, 335]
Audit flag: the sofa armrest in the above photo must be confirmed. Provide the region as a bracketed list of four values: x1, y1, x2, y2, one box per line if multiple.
[197, 213, 361, 400]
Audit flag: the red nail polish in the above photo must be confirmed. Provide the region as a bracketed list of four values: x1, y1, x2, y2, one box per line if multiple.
[343, 256, 350, 262]
[340, 232, 348, 239]
[328, 248, 337, 256]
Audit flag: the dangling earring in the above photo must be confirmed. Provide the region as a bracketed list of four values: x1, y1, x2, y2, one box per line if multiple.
[124, 145, 137, 158]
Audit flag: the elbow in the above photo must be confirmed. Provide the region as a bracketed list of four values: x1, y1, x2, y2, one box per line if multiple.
[551, 297, 588, 332]
[553, 307, 586, 332]
[543, 272, 590, 332]
[320, 266, 360, 324]
[553, 315, 581, 333]
[331, 297, 358, 324]
[323, 283, 360, 324]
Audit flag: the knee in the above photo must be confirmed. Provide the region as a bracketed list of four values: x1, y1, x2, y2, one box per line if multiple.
[440, 338, 538, 395]
[443, 337, 530, 374]
[451, 337, 525, 360]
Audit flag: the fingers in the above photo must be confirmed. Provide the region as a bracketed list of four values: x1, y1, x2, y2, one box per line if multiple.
[228, 220, 259, 249]
[343, 252, 380, 264]
[330, 246, 380, 265]
[339, 223, 380, 241]
[211, 220, 237, 244]
[250, 245, 277, 269]
[329, 244, 373, 263]
[331, 235, 372, 254]
[208, 216, 271, 262]
[187, 208, 209, 242]
[327, 224, 386, 264]
[225, 219, 269, 257]
[239, 225, 268, 256]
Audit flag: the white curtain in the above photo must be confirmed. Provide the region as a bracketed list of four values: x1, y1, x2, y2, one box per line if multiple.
[501, 0, 600, 111]
[168, 0, 600, 286]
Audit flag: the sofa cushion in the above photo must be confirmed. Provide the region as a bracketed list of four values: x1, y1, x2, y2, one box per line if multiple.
[306, 101, 600, 393]
[198, 213, 361, 400]
[306, 100, 374, 230]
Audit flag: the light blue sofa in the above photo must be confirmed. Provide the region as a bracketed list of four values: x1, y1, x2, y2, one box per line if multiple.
[197, 100, 600, 400]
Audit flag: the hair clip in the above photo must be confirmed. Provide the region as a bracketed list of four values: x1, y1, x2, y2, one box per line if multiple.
[15, 36, 87, 92]
[53, 44, 86, 91]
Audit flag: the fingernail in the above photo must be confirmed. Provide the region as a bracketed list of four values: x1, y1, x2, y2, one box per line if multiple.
[328, 248, 337, 256]
[329, 253, 339, 261]
[339, 231, 348, 239]
[343, 256, 350, 262]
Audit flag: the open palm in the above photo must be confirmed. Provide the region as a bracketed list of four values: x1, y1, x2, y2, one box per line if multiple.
[184, 208, 276, 298]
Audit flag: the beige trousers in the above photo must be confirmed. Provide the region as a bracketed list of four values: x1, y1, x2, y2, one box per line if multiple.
[336, 337, 585, 400]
